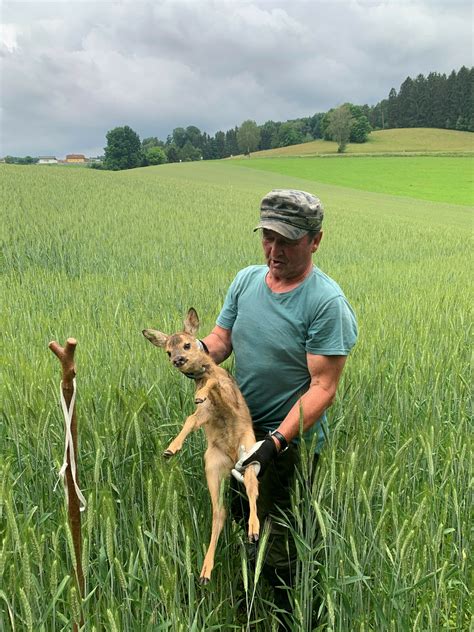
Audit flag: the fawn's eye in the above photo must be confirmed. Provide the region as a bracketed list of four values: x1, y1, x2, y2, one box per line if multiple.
[183, 343, 191, 350]
[166, 351, 171, 357]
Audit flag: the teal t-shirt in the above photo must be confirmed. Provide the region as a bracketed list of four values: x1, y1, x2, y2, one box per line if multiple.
[217, 265, 358, 452]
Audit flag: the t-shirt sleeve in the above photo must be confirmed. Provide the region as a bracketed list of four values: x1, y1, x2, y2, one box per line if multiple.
[216, 274, 240, 330]
[306, 296, 358, 355]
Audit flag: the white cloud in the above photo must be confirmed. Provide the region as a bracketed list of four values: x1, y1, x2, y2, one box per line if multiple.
[0, 23, 19, 52]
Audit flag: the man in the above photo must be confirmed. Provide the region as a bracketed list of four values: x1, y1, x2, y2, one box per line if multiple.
[201, 189, 358, 628]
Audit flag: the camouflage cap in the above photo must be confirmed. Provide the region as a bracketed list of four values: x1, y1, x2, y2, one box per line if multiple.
[254, 189, 324, 240]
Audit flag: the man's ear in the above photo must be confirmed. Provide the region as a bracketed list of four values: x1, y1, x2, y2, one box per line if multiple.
[311, 231, 323, 253]
[142, 329, 169, 348]
[183, 308, 199, 336]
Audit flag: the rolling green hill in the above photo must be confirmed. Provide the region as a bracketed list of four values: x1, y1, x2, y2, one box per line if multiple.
[245, 128, 474, 158]
[229, 156, 473, 206]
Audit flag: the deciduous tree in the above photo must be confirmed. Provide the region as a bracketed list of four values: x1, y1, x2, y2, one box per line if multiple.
[186, 126, 203, 149]
[179, 141, 201, 162]
[275, 121, 304, 147]
[142, 137, 164, 153]
[326, 105, 354, 153]
[350, 114, 371, 143]
[237, 120, 260, 156]
[172, 127, 188, 148]
[165, 144, 179, 163]
[145, 146, 168, 165]
[104, 125, 143, 170]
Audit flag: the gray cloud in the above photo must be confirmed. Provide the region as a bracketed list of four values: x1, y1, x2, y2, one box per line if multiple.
[1, 0, 472, 157]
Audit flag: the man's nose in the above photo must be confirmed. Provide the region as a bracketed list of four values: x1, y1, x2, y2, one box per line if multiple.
[270, 241, 282, 255]
[173, 356, 187, 368]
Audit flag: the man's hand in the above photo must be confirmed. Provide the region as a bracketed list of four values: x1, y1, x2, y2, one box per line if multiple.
[231, 437, 277, 483]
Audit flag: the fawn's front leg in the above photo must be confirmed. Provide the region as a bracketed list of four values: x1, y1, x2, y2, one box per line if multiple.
[195, 378, 218, 404]
[163, 407, 207, 457]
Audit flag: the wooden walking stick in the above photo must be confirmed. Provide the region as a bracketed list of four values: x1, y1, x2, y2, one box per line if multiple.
[49, 337, 85, 631]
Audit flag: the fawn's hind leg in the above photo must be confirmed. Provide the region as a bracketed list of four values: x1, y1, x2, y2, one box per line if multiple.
[199, 447, 232, 584]
[243, 466, 259, 542]
[241, 433, 260, 542]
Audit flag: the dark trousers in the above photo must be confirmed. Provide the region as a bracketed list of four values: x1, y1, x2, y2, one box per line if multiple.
[231, 432, 319, 630]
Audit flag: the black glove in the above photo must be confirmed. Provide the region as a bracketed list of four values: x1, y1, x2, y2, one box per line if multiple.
[231, 436, 277, 482]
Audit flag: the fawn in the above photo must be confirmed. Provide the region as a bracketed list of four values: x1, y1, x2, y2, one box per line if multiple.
[143, 308, 259, 583]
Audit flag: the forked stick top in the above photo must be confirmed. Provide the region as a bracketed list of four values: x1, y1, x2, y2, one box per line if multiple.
[49, 338, 77, 381]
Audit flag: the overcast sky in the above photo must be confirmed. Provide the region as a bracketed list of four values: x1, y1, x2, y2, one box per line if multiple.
[0, 0, 472, 157]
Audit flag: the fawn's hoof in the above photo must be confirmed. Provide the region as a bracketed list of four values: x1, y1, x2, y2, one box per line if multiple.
[194, 397, 206, 404]
[163, 449, 175, 458]
[199, 576, 210, 585]
[249, 533, 259, 543]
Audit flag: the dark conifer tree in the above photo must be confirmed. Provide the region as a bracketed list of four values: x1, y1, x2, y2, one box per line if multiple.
[455, 66, 472, 129]
[225, 128, 239, 156]
[427, 72, 447, 128]
[444, 70, 458, 129]
[413, 74, 429, 126]
[214, 131, 226, 158]
[386, 88, 399, 128]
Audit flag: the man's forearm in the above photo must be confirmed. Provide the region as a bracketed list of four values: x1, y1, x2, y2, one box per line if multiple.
[273, 385, 336, 447]
[236, 385, 335, 475]
[270, 354, 346, 450]
[202, 331, 232, 365]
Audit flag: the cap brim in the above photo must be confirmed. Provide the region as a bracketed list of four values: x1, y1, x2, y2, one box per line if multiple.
[253, 220, 308, 240]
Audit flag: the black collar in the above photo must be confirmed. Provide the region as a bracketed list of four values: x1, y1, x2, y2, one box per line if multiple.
[182, 367, 206, 380]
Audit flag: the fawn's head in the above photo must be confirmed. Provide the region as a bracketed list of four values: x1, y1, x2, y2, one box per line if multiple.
[143, 308, 208, 378]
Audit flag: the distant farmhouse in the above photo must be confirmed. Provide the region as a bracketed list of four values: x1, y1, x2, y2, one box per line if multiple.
[38, 156, 58, 164]
[65, 154, 86, 163]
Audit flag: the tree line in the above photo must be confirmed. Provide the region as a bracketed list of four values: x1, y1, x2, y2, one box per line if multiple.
[100, 104, 372, 169]
[3, 155, 39, 165]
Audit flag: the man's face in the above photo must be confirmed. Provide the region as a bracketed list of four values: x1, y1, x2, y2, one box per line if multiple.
[262, 228, 322, 281]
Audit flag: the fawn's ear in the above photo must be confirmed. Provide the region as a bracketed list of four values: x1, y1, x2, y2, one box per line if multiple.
[142, 329, 169, 348]
[183, 308, 199, 336]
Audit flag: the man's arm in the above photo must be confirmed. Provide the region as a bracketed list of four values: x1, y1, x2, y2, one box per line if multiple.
[233, 354, 348, 479]
[202, 325, 232, 365]
[272, 353, 347, 449]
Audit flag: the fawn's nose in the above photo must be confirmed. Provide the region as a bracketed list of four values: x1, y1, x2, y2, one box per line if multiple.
[173, 356, 187, 368]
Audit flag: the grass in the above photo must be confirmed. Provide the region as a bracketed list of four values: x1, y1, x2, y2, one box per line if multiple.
[247, 128, 474, 158]
[230, 156, 473, 206]
[0, 158, 471, 631]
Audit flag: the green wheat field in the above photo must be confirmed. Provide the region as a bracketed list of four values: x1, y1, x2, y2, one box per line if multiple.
[1, 154, 472, 631]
